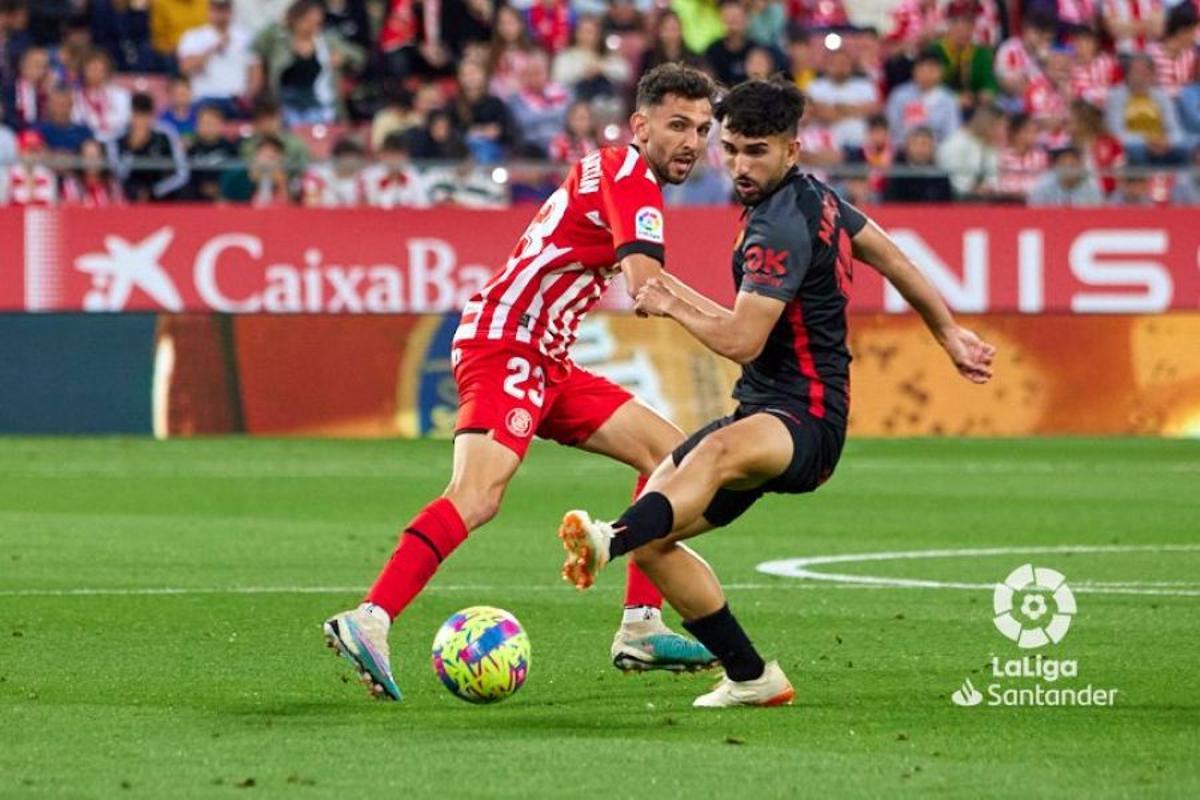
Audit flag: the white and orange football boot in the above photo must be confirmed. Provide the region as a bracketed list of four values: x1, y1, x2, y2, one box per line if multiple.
[692, 660, 795, 708]
[558, 510, 613, 590]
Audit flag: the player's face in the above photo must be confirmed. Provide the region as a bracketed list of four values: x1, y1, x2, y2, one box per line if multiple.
[632, 95, 714, 186]
[720, 130, 799, 205]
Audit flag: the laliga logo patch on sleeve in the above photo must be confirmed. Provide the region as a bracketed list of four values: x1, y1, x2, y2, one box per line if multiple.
[634, 206, 664, 244]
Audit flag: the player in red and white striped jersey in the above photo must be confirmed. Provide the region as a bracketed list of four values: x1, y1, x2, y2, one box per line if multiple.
[323, 65, 722, 702]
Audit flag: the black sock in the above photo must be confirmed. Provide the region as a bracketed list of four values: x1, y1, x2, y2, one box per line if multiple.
[608, 492, 674, 558]
[683, 604, 765, 682]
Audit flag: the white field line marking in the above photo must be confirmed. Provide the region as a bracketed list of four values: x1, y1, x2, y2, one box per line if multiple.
[756, 544, 1200, 597]
[0, 583, 882, 598]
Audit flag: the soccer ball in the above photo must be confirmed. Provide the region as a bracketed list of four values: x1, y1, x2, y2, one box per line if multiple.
[431, 606, 531, 704]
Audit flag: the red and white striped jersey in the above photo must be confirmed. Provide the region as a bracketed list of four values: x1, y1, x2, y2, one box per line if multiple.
[998, 146, 1049, 197]
[359, 163, 430, 209]
[1058, 0, 1098, 25]
[1101, 0, 1163, 54]
[454, 145, 665, 361]
[995, 38, 1042, 88]
[1071, 53, 1120, 106]
[1147, 43, 1196, 98]
[3, 164, 58, 206]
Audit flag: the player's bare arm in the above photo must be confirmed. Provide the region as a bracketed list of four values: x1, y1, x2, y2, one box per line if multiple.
[636, 279, 783, 365]
[851, 219, 997, 384]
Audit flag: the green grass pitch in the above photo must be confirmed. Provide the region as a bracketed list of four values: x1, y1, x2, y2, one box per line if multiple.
[1, 437, 1198, 798]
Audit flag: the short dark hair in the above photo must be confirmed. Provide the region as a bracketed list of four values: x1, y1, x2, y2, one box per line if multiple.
[380, 130, 411, 154]
[252, 94, 282, 119]
[256, 134, 285, 153]
[715, 76, 806, 138]
[1049, 145, 1082, 163]
[634, 63, 716, 110]
[1024, 10, 1057, 32]
[131, 92, 155, 114]
[332, 137, 365, 158]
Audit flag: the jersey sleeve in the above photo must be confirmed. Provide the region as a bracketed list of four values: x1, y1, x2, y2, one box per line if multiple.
[738, 210, 813, 303]
[600, 151, 666, 264]
[839, 196, 868, 237]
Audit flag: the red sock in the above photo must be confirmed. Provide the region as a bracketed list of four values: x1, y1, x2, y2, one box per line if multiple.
[623, 475, 664, 609]
[365, 497, 469, 619]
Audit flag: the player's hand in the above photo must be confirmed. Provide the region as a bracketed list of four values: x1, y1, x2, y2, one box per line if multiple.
[939, 325, 996, 384]
[633, 278, 675, 318]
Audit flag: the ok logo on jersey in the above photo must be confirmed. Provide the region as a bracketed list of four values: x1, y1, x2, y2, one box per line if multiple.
[743, 245, 788, 288]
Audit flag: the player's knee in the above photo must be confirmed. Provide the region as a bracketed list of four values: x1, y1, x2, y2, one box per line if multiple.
[443, 484, 504, 529]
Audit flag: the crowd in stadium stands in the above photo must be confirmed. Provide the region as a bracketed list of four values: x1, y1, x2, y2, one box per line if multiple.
[0, 0, 1197, 208]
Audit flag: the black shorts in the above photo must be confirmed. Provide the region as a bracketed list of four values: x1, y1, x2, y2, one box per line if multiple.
[670, 404, 845, 528]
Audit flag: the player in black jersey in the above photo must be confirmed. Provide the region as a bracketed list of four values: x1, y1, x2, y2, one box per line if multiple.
[557, 77, 996, 707]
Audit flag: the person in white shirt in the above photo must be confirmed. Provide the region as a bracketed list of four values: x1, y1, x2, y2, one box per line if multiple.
[178, 0, 260, 115]
[936, 102, 1003, 198]
[72, 49, 131, 143]
[360, 131, 430, 209]
[806, 47, 881, 149]
[302, 136, 367, 207]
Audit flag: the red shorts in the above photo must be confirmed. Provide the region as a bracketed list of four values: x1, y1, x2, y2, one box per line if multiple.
[452, 341, 633, 458]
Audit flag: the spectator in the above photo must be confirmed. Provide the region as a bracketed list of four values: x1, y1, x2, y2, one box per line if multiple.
[997, 113, 1049, 200]
[371, 82, 446, 151]
[108, 91, 189, 202]
[35, 86, 92, 153]
[0, 116, 15, 167]
[159, 76, 197, 137]
[855, 113, 894, 198]
[672, 0, 726, 55]
[788, 0, 849, 30]
[744, 45, 775, 79]
[406, 109, 468, 159]
[1147, 14, 1197, 99]
[507, 51, 570, 158]
[252, 0, 367, 125]
[425, 161, 509, 208]
[1027, 47, 1075, 147]
[1058, 0, 1101, 27]
[994, 11, 1055, 100]
[1107, 170, 1155, 204]
[548, 99, 600, 162]
[220, 133, 292, 205]
[1169, 144, 1200, 203]
[60, 138, 124, 206]
[745, 0, 786, 49]
[705, 0, 755, 87]
[150, 0, 209, 58]
[1028, 145, 1105, 205]
[1101, 0, 1165, 55]
[360, 131, 430, 208]
[796, 119, 843, 180]
[302, 135, 365, 207]
[0, 1, 34, 86]
[488, 4, 537, 99]
[638, 10, 704, 77]
[528, 0, 573, 56]
[1105, 53, 1187, 164]
[885, 49, 960, 145]
[936, 102, 1002, 198]
[3, 46, 52, 130]
[177, 0, 259, 115]
[552, 14, 631, 102]
[240, 95, 310, 177]
[1180, 73, 1200, 147]
[886, 0, 941, 51]
[88, 0, 164, 73]
[602, 0, 645, 37]
[232, 0, 293, 36]
[25, 0, 73, 47]
[1068, 25, 1121, 108]
[787, 28, 816, 92]
[454, 59, 513, 164]
[3, 129, 58, 205]
[187, 103, 239, 200]
[807, 46, 881, 150]
[322, 0, 372, 53]
[72, 49, 131, 144]
[931, 0, 998, 112]
[883, 126, 954, 202]
[1069, 98, 1126, 194]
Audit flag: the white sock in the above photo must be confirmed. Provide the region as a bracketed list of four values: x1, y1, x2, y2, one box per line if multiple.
[360, 602, 392, 628]
[622, 605, 662, 625]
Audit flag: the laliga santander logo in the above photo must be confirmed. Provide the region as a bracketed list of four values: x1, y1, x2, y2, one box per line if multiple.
[992, 564, 1076, 649]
